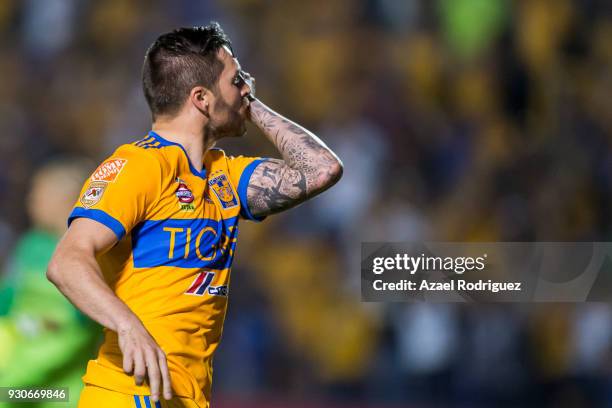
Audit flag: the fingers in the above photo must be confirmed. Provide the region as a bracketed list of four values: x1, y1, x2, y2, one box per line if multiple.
[123, 347, 172, 402]
[145, 348, 161, 402]
[118, 322, 172, 402]
[158, 349, 173, 400]
[133, 352, 146, 386]
[123, 352, 134, 375]
[242, 71, 256, 99]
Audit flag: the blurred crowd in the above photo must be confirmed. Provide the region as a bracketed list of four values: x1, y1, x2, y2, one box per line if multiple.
[1, 0, 612, 407]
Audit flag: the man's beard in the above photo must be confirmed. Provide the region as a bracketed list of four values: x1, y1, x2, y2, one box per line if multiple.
[206, 96, 246, 138]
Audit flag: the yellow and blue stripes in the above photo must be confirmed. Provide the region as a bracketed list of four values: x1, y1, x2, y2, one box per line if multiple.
[133, 395, 161, 408]
[133, 136, 162, 150]
[68, 207, 127, 240]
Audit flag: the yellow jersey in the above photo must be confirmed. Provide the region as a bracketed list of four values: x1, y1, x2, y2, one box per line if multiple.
[68, 131, 265, 408]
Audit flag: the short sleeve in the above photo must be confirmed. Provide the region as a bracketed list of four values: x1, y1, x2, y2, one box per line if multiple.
[226, 155, 267, 222]
[68, 146, 161, 239]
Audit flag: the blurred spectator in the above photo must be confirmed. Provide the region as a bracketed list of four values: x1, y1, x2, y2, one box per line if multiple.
[0, 159, 100, 407]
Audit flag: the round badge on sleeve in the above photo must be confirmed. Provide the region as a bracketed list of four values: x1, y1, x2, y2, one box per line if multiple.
[80, 181, 108, 208]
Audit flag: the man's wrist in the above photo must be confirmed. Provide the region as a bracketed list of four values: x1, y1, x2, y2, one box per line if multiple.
[248, 99, 268, 128]
[113, 311, 141, 333]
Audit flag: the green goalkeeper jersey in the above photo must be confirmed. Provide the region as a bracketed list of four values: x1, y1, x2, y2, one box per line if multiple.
[0, 229, 99, 408]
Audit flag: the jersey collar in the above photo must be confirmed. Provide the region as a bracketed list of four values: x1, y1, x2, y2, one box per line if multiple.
[148, 131, 207, 179]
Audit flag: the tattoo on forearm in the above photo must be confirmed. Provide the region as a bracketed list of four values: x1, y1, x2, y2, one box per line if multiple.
[247, 159, 308, 215]
[246, 101, 342, 217]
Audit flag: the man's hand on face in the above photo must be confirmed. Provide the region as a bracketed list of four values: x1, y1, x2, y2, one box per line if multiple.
[118, 317, 173, 402]
[234, 70, 256, 102]
[243, 71, 256, 101]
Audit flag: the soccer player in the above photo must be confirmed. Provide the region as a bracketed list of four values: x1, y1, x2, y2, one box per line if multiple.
[47, 23, 342, 408]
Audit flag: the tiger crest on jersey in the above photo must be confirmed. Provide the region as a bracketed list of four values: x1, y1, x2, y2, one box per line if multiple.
[208, 173, 238, 209]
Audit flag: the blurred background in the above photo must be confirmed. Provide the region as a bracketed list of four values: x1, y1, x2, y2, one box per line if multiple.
[1, 0, 612, 407]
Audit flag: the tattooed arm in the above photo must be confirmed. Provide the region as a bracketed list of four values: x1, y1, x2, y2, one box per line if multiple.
[246, 99, 343, 217]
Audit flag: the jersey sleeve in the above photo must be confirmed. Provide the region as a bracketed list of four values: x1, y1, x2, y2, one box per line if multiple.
[68, 146, 161, 240]
[225, 155, 267, 222]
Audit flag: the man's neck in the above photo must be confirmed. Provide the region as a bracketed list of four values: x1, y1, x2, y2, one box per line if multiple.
[152, 118, 215, 172]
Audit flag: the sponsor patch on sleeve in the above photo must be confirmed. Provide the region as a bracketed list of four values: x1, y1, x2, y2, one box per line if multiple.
[91, 158, 128, 182]
[80, 181, 108, 208]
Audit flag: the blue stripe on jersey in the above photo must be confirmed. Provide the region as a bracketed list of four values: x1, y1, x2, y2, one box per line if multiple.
[155, 399, 161, 408]
[144, 395, 152, 408]
[133, 395, 142, 408]
[134, 136, 165, 150]
[135, 136, 155, 147]
[68, 207, 126, 240]
[131, 217, 239, 269]
[238, 158, 267, 222]
[143, 141, 161, 149]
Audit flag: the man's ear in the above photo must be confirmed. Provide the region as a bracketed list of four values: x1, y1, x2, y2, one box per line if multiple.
[190, 86, 211, 115]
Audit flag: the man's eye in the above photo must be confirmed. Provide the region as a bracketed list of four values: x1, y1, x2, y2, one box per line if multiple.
[232, 74, 243, 87]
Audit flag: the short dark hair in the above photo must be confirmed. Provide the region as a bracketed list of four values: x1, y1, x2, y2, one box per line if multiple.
[142, 22, 233, 119]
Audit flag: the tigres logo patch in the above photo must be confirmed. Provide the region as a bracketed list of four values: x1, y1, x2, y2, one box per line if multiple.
[208, 173, 238, 209]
